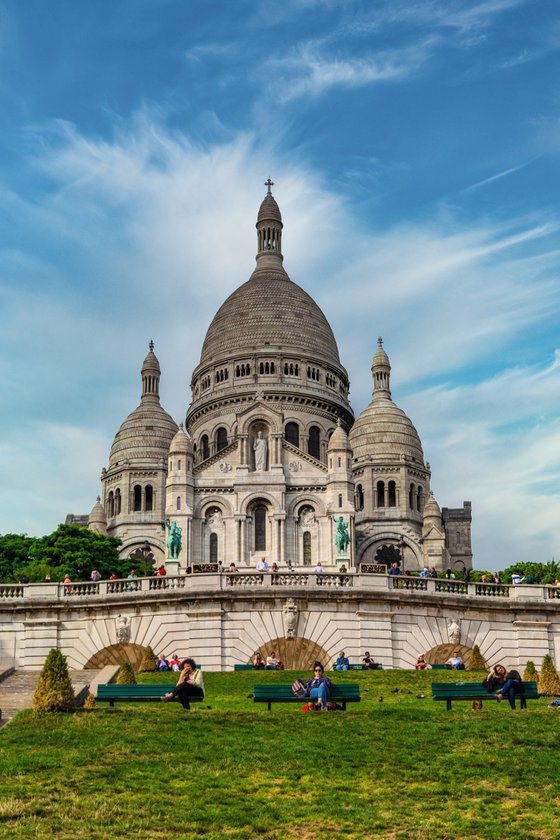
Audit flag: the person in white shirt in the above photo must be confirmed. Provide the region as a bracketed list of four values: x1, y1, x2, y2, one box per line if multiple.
[256, 557, 269, 572]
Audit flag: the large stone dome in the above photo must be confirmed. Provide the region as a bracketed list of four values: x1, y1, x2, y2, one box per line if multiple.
[199, 263, 342, 369]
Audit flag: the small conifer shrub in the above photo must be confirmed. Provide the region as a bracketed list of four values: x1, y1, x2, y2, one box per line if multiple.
[538, 655, 560, 696]
[523, 661, 538, 682]
[138, 646, 157, 673]
[116, 661, 137, 684]
[32, 649, 75, 712]
[83, 692, 97, 709]
[468, 645, 487, 669]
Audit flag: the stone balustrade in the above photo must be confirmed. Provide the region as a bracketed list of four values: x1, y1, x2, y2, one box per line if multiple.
[1, 573, 559, 603]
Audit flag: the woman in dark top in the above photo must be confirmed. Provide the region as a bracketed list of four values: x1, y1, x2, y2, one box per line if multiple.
[305, 662, 332, 711]
[483, 664, 507, 693]
[496, 669, 524, 709]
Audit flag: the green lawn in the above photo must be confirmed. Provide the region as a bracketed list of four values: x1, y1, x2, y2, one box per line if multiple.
[1, 670, 559, 839]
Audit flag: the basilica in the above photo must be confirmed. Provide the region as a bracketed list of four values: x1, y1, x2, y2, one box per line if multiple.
[78, 183, 472, 574]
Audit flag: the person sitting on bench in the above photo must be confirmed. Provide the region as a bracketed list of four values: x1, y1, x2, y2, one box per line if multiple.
[305, 662, 332, 711]
[162, 658, 205, 709]
[496, 669, 524, 710]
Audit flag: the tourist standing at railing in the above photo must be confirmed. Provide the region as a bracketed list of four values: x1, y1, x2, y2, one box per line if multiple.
[126, 569, 139, 591]
[314, 562, 325, 585]
[156, 565, 167, 577]
[429, 567, 438, 578]
[338, 564, 349, 586]
[388, 562, 402, 576]
[90, 569, 101, 582]
[256, 557, 269, 573]
[270, 562, 279, 584]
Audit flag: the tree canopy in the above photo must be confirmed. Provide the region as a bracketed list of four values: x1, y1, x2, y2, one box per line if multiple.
[0, 524, 125, 583]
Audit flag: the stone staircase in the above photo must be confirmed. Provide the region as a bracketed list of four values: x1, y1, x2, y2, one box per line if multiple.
[0, 668, 100, 728]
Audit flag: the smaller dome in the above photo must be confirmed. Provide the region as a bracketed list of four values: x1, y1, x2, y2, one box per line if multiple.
[349, 340, 424, 465]
[170, 423, 192, 455]
[423, 493, 441, 522]
[257, 179, 282, 224]
[88, 496, 107, 534]
[328, 419, 350, 452]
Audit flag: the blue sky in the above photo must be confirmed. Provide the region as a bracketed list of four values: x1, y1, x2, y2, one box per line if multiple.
[1, 0, 559, 570]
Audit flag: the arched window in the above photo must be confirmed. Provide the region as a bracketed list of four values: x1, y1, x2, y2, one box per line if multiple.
[356, 484, 364, 511]
[115, 489, 121, 515]
[308, 426, 320, 459]
[216, 427, 228, 452]
[133, 485, 142, 512]
[254, 506, 267, 552]
[409, 483, 415, 510]
[285, 421, 299, 447]
[377, 481, 385, 507]
[145, 484, 153, 512]
[417, 486, 423, 511]
[201, 434, 210, 460]
[338, 494, 343, 508]
[456, 530, 462, 546]
[209, 532, 218, 563]
[176, 496, 181, 511]
[303, 531, 312, 566]
[108, 491, 114, 517]
[388, 481, 396, 507]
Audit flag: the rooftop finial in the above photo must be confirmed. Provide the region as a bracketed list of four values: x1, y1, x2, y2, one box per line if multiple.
[149, 339, 154, 352]
[265, 177, 274, 196]
[378, 336, 383, 347]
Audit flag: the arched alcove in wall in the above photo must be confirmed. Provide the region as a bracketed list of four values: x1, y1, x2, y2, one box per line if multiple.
[252, 636, 330, 670]
[423, 643, 485, 668]
[84, 643, 147, 670]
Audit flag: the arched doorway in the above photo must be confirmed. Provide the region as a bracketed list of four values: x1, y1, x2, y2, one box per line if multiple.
[84, 643, 146, 670]
[422, 643, 484, 668]
[252, 636, 330, 670]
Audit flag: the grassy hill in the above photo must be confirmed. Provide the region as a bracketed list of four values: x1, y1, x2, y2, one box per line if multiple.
[1, 669, 557, 839]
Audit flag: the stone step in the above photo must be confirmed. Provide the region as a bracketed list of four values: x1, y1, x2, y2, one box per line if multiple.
[0, 669, 101, 728]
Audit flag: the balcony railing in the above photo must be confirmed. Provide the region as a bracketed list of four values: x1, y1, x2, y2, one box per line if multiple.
[1, 574, 558, 604]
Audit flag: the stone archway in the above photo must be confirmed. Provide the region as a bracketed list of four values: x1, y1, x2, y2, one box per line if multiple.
[84, 643, 146, 670]
[254, 636, 330, 670]
[423, 643, 485, 668]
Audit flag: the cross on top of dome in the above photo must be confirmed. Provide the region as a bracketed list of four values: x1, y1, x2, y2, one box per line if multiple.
[265, 177, 274, 195]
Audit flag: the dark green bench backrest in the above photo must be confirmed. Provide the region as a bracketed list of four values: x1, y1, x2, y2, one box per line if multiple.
[97, 684, 170, 698]
[234, 664, 255, 671]
[432, 681, 538, 698]
[253, 684, 360, 701]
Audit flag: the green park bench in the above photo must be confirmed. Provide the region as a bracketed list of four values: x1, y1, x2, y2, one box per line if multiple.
[95, 683, 204, 707]
[253, 683, 361, 711]
[333, 663, 383, 670]
[234, 664, 256, 671]
[432, 680, 539, 710]
[429, 664, 451, 670]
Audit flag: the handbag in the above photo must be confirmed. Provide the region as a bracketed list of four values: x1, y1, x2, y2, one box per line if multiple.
[292, 679, 308, 698]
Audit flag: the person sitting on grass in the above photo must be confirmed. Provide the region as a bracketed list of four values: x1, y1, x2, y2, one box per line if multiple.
[483, 664, 507, 693]
[305, 662, 332, 711]
[157, 654, 169, 671]
[169, 654, 181, 672]
[253, 652, 265, 669]
[162, 658, 205, 710]
[334, 651, 350, 671]
[415, 655, 430, 670]
[496, 669, 524, 710]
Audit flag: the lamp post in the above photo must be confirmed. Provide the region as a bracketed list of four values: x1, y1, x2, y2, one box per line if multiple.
[129, 541, 155, 578]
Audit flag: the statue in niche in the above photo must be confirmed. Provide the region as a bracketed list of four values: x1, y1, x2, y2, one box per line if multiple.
[299, 508, 315, 527]
[333, 515, 350, 555]
[165, 515, 182, 559]
[116, 614, 131, 644]
[253, 430, 268, 471]
[283, 598, 298, 639]
[206, 509, 222, 528]
[448, 619, 461, 646]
